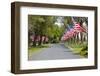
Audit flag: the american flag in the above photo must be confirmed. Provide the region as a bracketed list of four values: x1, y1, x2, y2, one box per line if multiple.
[61, 17, 87, 41]
[73, 23, 86, 33]
[61, 23, 86, 41]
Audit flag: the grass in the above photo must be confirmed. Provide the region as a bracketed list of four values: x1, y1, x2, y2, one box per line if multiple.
[28, 44, 50, 57]
[64, 42, 88, 57]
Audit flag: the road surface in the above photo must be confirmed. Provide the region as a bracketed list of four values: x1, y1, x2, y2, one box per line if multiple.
[28, 43, 82, 60]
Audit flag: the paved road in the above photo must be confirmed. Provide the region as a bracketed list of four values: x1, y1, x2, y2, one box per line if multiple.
[29, 43, 82, 60]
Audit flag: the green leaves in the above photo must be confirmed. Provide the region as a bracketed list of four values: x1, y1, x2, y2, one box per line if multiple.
[28, 15, 65, 43]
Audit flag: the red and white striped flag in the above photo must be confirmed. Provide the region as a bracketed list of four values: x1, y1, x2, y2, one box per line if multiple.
[73, 23, 86, 33]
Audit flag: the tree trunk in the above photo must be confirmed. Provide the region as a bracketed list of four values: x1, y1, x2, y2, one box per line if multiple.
[43, 36, 46, 44]
[33, 35, 37, 46]
[38, 35, 42, 46]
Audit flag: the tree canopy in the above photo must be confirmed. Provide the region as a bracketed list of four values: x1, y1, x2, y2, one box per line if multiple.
[28, 15, 65, 46]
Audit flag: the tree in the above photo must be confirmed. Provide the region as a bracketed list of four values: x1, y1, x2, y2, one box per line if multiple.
[28, 15, 59, 46]
[28, 15, 45, 46]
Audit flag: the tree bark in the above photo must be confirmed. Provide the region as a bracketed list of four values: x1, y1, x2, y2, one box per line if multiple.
[33, 35, 37, 46]
[38, 35, 42, 46]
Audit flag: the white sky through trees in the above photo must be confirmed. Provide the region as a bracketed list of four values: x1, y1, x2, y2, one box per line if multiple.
[55, 16, 64, 27]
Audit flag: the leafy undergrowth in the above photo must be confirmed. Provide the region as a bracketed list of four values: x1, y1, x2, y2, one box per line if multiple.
[65, 42, 88, 57]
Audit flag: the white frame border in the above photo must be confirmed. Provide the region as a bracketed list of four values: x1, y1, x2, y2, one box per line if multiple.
[20, 6, 95, 70]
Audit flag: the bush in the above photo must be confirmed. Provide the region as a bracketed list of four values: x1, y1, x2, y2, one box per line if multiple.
[80, 45, 88, 57]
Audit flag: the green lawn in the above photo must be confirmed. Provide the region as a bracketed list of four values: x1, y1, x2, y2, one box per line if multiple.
[28, 44, 50, 57]
[64, 42, 88, 57]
